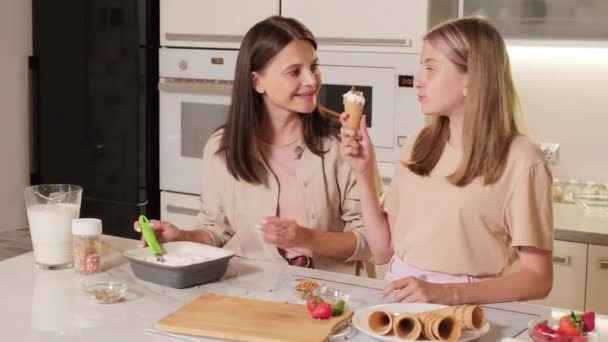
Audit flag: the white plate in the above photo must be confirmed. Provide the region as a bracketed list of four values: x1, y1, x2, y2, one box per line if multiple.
[352, 303, 490, 342]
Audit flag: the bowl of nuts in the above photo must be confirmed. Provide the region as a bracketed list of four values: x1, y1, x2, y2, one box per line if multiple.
[83, 281, 127, 304]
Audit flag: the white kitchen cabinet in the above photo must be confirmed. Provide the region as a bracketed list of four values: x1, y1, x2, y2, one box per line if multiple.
[281, 0, 429, 53]
[462, 0, 608, 41]
[160, 191, 200, 230]
[585, 244, 608, 315]
[529, 240, 588, 311]
[160, 0, 279, 49]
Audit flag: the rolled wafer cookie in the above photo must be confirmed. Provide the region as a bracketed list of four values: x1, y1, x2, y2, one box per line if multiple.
[427, 305, 485, 330]
[367, 309, 394, 336]
[416, 312, 462, 341]
[393, 313, 422, 340]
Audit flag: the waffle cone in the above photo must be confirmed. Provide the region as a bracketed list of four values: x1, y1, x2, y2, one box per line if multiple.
[343, 100, 363, 130]
[393, 313, 422, 340]
[416, 312, 461, 341]
[426, 305, 484, 330]
[367, 309, 393, 336]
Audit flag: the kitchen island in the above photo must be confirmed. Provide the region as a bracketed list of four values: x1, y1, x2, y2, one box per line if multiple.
[1, 235, 605, 342]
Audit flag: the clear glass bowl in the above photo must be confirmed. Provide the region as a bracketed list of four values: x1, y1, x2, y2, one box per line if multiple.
[311, 286, 350, 306]
[574, 193, 608, 217]
[83, 282, 127, 304]
[528, 318, 598, 342]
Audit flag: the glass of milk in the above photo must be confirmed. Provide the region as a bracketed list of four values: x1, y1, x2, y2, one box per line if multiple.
[24, 184, 82, 269]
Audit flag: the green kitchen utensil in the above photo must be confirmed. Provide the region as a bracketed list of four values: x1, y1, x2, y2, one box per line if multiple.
[139, 215, 165, 262]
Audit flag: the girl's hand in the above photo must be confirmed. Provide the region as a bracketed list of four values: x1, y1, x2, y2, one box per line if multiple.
[258, 217, 313, 250]
[133, 219, 183, 247]
[339, 113, 375, 175]
[382, 276, 453, 304]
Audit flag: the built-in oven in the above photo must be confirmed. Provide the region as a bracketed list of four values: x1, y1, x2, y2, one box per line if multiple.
[159, 48, 236, 226]
[159, 48, 236, 195]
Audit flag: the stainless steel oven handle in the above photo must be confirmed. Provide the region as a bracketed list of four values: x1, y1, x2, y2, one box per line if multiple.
[166, 204, 199, 217]
[158, 79, 232, 96]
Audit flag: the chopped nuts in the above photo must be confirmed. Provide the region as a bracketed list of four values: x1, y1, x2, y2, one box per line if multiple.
[89, 289, 121, 304]
[295, 279, 319, 298]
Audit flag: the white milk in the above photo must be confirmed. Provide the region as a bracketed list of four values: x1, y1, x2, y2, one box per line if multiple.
[27, 203, 80, 266]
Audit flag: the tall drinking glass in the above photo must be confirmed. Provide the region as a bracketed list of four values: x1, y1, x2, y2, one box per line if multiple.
[24, 184, 82, 269]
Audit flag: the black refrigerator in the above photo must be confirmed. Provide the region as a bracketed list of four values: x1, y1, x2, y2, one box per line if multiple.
[31, 0, 159, 239]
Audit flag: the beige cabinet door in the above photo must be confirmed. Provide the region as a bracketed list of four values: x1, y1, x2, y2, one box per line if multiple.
[529, 240, 588, 311]
[281, 0, 428, 53]
[585, 244, 608, 315]
[160, 0, 280, 48]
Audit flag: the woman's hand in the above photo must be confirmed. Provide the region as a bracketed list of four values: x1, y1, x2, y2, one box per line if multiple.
[258, 217, 313, 250]
[382, 276, 453, 304]
[133, 219, 183, 247]
[339, 113, 375, 175]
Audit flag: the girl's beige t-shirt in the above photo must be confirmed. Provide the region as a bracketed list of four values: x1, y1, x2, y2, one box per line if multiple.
[383, 133, 554, 277]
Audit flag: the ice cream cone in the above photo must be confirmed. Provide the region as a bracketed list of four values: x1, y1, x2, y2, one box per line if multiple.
[343, 101, 363, 130]
[342, 87, 365, 130]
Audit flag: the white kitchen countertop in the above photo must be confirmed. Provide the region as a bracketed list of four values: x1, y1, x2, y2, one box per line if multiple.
[1, 235, 606, 342]
[553, 202, 608, 245]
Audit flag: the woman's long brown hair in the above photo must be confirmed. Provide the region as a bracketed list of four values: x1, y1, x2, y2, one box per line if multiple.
[407, 17, 523, 186]
[217, 16, 339, 184]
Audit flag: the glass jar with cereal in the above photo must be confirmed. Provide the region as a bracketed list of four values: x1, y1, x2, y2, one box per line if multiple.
[72, 218, 102, 275]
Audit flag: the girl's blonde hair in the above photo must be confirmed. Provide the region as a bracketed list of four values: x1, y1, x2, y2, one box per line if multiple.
[406, 17, 525, 186]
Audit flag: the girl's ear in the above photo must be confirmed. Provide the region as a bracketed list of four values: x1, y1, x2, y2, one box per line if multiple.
[462, 74, 468, 97]
[251, 71, 265, 94]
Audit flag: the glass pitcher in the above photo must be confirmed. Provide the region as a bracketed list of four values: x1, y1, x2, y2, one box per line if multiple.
[24, 184, 82, 269]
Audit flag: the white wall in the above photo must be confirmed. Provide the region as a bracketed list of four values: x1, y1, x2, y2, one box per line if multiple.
[0, 0, 31, 231]
[508, 45, 608, 184]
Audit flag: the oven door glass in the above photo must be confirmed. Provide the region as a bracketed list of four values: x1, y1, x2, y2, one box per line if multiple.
[319, 65, 395, 148]
[159, 79, 231, 195]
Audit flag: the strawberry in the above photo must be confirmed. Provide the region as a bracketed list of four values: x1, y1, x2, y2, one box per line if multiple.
[532, 322, 555, 341]
[534, 323, 556, 335]
[582, 311, 595, 332]
[557, 312, 583, 336]
[306, 296, 323, 312]
[310, 302, 332, 319]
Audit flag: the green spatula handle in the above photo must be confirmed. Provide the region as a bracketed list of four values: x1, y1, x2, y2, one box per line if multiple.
[139, 215, 163, 255]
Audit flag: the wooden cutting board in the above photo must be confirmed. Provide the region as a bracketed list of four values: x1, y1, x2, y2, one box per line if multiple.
[156, 293, 353, 342]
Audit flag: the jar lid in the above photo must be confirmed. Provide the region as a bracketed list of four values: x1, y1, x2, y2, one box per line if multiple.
[72, 218, 102, 235]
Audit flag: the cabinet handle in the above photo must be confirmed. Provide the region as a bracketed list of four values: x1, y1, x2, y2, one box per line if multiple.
[166, 205, 199, 217]
[600, 259, 608, 269]
[553, 256, 571, 265]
